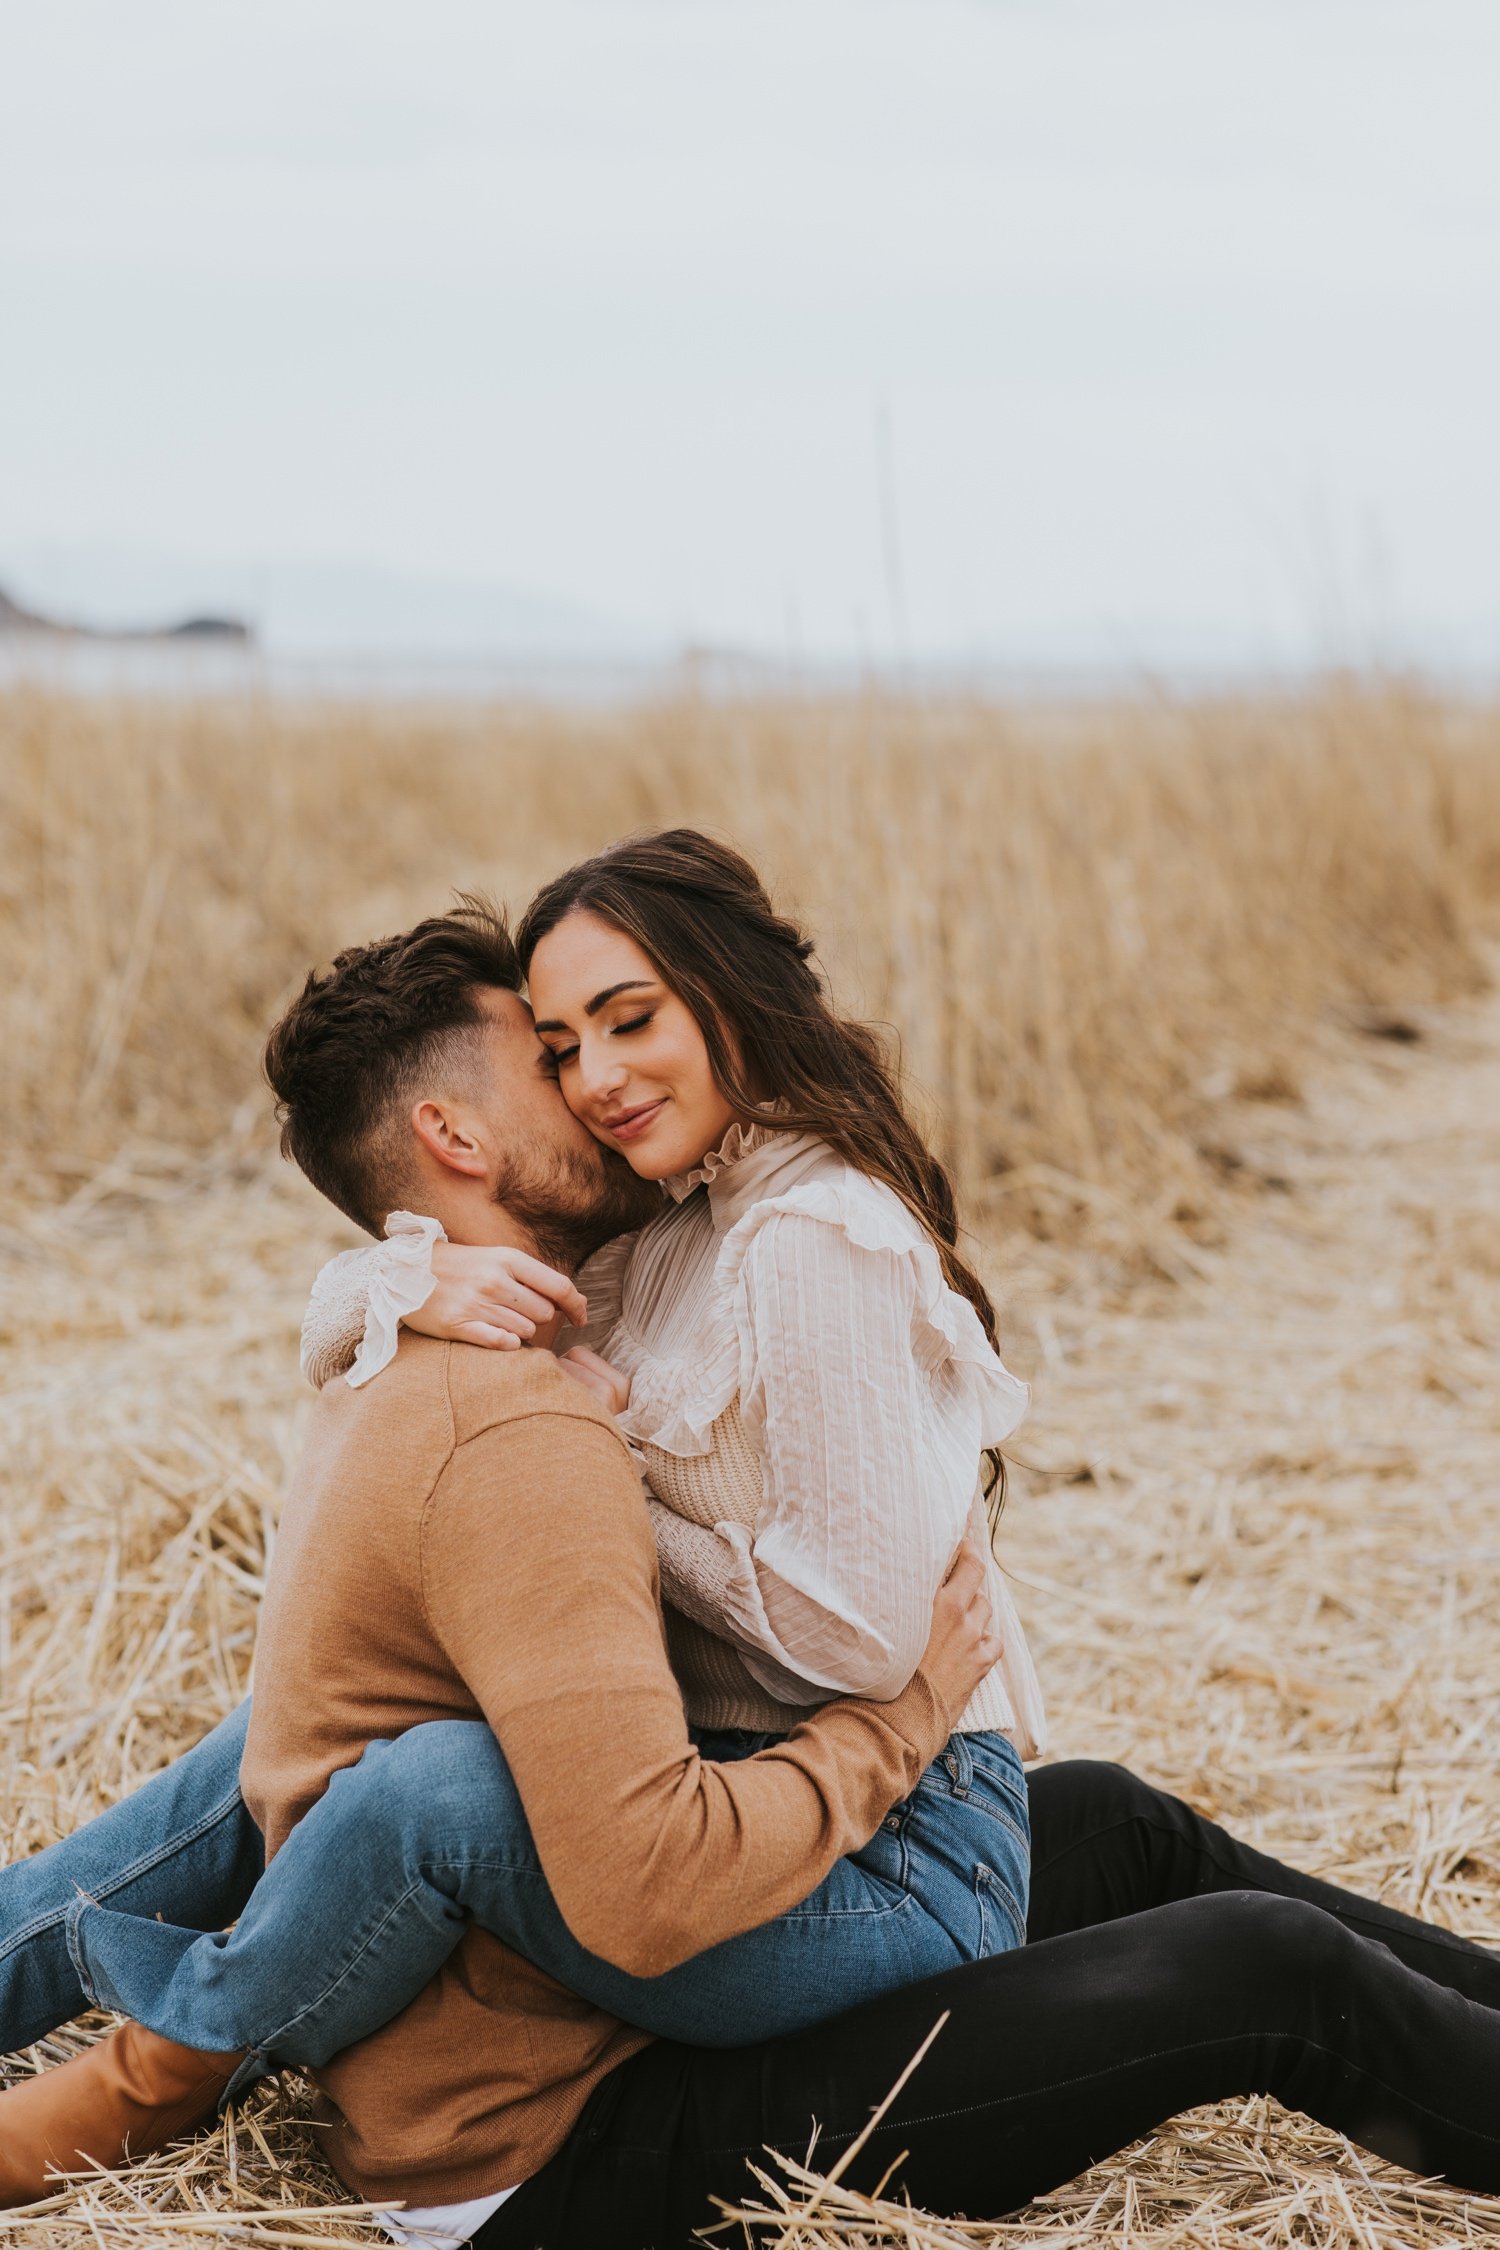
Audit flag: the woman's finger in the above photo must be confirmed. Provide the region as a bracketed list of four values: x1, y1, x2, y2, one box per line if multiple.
[497, 1253, 590, 1329]
[942, 1541, 986, 1603]
[480, 1280, 556, 1326]
[558, 1359, 613, 1407]
[454, 1321, 524, 1352]
[559, 1346, 631, 1413]
[565, 1344, 615, 1378]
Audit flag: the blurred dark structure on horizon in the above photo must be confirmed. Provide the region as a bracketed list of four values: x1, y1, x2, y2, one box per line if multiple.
[0, 581, 252, 645]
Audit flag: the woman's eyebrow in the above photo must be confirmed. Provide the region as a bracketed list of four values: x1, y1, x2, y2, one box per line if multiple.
[534, 979, 655, 1034]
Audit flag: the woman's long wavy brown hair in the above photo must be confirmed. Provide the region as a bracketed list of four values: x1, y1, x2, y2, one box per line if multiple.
[517, 828, 1007, 1503]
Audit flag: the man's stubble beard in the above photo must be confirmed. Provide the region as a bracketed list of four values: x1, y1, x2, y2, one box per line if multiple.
[491, 1139, 662, 1275]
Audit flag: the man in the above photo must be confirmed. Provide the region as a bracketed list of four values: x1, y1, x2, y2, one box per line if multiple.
[0, 903, 992, 2219]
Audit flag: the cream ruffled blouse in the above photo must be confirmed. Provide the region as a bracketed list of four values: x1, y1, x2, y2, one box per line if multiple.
[301, 1123, 1046, 1755]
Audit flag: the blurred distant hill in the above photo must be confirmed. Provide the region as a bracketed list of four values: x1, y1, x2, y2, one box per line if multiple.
[0, 549, 649, 663]
[0, 581, 252, 643]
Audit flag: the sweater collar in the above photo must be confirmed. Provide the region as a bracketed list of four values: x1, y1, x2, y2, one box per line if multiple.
[664, 1118, 829, 1232]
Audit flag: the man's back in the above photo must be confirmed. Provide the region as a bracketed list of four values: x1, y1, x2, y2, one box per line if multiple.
[246, 1335, 630, 1849]
[244, 1333, 949, 2206]
[246, 1335, 524, 1847]
[243, 1337, 655, 2201]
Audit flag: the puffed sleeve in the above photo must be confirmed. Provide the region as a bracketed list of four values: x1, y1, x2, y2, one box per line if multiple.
[299, 1212, 446, 1390]
[700, 1206, 1025, 1704]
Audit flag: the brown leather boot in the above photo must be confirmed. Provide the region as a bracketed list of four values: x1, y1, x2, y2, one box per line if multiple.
[0, 2024, 246, 2206]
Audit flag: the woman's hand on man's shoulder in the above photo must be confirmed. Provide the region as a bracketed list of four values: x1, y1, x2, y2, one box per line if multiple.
[404, 1241, 589, 1350]
[557, 1345, 632, 1416]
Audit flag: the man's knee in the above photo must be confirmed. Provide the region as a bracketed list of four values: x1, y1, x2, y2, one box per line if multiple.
[1028, 1758, 1166, 1847]
[1184, 1890, 1350, 1991]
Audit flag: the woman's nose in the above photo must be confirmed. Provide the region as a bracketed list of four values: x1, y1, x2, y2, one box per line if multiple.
[578, 1039, 627, 1106]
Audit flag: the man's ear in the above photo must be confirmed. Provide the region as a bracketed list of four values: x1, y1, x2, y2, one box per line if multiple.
[411, 1098, 490, 1181]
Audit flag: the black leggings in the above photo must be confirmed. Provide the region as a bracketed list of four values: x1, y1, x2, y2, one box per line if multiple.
[481, 1759, 1500, 2249]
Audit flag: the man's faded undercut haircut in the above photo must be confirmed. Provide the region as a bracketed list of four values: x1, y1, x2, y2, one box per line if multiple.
[262, 896, 521, 1235]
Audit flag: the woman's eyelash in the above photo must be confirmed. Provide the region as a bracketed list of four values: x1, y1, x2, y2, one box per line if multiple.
[541, 1012, 653, 1072]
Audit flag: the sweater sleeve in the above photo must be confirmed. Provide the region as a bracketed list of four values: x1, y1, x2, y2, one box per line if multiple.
[419, 1406, 953, 1979]
[646, 1497, 740, 1635]
[645, 1500, 839, 1704]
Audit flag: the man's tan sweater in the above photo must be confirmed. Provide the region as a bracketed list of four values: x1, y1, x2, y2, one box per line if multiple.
[239, 1338, 955, 2207]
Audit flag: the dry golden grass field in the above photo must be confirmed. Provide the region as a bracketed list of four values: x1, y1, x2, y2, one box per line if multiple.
[2, 683, 1500, 2249]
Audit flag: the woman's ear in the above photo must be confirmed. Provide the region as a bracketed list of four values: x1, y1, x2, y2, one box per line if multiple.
[410, 1098, 490, 1181]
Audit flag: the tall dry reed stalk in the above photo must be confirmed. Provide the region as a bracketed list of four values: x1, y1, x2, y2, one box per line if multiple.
[3, 685, 1496, 1238]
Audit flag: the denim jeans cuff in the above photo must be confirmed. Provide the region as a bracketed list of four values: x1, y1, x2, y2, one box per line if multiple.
[62, 1893, 110, 2011]
[64, 1895, 274, 2099]
[222, 2050, 275, 2101]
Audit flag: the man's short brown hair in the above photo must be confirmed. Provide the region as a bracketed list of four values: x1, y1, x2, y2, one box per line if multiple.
[263, 896, 521, 1234]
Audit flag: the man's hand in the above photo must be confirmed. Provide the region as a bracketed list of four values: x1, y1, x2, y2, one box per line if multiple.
[558, 1346, 632, 1415]
[917, 1542, 1003, 1719]
[404, 1241, 588, 1350]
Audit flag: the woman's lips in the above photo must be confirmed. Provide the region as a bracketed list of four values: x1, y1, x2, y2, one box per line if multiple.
[604, 1097, 667, 1143]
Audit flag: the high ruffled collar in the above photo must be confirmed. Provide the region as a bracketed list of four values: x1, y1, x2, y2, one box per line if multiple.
[665, 1118, 831, 1232]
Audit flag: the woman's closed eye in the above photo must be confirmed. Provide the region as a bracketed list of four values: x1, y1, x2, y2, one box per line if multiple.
[543, 1012, 655, 1072]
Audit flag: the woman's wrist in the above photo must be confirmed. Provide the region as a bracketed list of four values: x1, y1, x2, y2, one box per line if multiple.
[883, 1664, 960, 1762]
[344, 1214, 446, 1388]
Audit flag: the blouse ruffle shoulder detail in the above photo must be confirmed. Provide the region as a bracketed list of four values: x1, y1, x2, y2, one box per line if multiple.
[615, 1129, 1029, 1458]
[719, 1174, 1032, 1449]
[610, 1298, 740, 1458]
[339, 1210, 446, 1390]
[610, 1122, 815, 1454]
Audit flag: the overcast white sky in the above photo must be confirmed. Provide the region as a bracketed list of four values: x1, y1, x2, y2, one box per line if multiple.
[2, 0, 1497, 669]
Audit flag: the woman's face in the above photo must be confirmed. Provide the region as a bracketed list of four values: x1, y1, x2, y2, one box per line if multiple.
[528, 910, 739, 1179]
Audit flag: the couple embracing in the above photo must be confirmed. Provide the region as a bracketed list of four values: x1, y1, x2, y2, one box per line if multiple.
[3, 830, 1500, 2247]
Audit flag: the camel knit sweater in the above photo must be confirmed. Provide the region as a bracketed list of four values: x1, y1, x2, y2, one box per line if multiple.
[239, 1336, 955, 2209]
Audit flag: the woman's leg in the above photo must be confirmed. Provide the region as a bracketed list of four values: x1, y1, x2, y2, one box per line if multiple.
[1026, 1759, 1500, 2006]
[570, 1726, 1029, 2042]
[0, 1702, 262, 2054]
[482, 1886, 1500, 2250]
[70, 1723, 1030, 2063]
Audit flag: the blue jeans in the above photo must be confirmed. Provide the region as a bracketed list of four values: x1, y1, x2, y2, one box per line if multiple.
[2, 1706, 1028, 2082]
[0, 1703, 264, 2055]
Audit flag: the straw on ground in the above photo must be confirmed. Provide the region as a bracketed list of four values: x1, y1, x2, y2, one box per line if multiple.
[1, 687, 1498, 2247]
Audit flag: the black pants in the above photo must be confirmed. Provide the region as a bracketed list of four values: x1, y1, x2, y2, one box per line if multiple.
[481, 1759, 1500, 2249]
